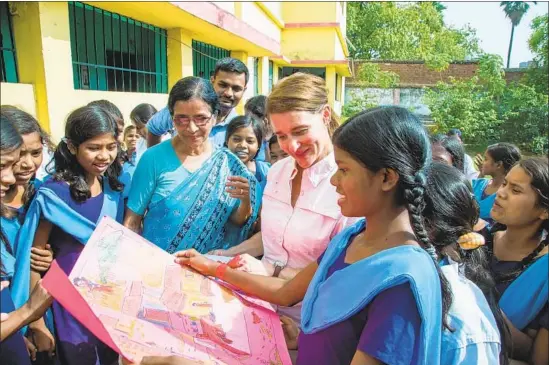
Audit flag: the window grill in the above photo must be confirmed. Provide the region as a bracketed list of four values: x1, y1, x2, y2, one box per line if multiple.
[68, 2, 168, 93]
[192, 40, 230, 80]
[0, 2, 18, 83]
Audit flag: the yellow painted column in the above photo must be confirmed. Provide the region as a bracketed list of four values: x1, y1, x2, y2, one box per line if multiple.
[11, 2, 76, 141]
[260, 56, 269, 95]
[272, 61, 280, 85]
[167, 28, 193, 89]
[10, 2, 50, 133]
[325, 66, 336, 109]
[234, 2, 242, 19]
[230, 50, 249, 115]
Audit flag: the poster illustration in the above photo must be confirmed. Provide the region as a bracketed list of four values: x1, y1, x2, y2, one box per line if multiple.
[43, 216, 291, 364]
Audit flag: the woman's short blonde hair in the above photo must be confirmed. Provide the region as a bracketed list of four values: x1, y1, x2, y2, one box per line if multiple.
[267, 72, 340, 135]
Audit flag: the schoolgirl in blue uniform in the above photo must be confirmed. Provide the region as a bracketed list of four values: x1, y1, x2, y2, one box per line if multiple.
[473, 143, 521, 226]
[0, 115, 52, 365]
[487, 157, 548, 365]
[424, 162, 510, 364]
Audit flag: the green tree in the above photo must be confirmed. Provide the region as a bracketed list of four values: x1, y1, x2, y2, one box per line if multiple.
[500, 2, 536, 68]
[347, 2, 480, 69]
[525, 14, 548, 94]
[342, 90, 378, 118]
[425, 54, 548, 154]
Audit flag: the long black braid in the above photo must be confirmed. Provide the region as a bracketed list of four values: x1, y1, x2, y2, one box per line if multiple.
[403, 171, 454, 330]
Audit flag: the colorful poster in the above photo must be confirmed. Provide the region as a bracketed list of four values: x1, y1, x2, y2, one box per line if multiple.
[42, 216, 291, 365]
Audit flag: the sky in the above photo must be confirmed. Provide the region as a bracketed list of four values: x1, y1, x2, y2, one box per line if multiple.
[442, 1, 548, 67]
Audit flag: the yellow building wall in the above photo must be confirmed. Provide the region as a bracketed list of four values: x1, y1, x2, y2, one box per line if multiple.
[7, 1, 346, 137]
[241, 3, 281, 46]
[10, 2, 49, 132]
[282, 2, 338, 24]
[282, 28, 336, 61]
[167, 28, 194, 89]
[230, 50, 249, 116]
[0, 83, 37, 117]
[9, 2, 169, 142]
[333, 32, 346, 61]
[256, 2, 283, 26]
[336, 1, 347, 41]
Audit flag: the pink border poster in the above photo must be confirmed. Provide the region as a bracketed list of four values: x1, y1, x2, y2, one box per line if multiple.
[43, 216, 291, 365]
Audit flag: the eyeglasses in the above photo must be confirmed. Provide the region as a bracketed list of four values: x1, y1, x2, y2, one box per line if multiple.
[173, 115, 213, 127]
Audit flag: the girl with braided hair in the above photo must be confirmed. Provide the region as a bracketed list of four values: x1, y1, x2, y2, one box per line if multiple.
[424, 162, 509, 365]
[487, 157, 549, 365]
[146, 106, 450, 365]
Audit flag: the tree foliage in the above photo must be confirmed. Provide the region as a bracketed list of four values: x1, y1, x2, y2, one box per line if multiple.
[525, 14, 548, 94]
[425, 55, 548, 155]
[341, 90, 378, 118]
[500, 2, 536, 68]
[500, 1, 534, 26]
[347, 2, 481, 70]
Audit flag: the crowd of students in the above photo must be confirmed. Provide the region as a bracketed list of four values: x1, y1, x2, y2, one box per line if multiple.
[1, 57, 547, 365]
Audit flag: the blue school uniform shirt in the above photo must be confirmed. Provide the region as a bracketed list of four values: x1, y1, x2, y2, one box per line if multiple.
[120, 153, 137, 199]
[255, 140, 269, 163]
[440, 260, 501, 365]
[0, 286, 32, 365]
[472, 178, 496, 224]
[255, 160, 270, 193]
[297, 231, 422, 365]
[147, 106, 240, 150]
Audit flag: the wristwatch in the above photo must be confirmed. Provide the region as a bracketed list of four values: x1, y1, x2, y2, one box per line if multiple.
[272, 261, 285, 278]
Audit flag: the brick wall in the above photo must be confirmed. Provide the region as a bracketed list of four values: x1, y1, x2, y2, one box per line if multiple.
[348, 60, 527, 87]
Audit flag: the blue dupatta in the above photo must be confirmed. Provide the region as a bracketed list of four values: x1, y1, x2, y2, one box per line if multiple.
[499, 254, 548, 330]
[142, 148, 261, 254]
[11, 179, 122, 311]
[472, 179, 496, 222]
[301, 220, 443, 364]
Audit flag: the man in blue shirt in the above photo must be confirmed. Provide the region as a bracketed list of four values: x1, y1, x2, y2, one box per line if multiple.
[146, 57, 248, 150]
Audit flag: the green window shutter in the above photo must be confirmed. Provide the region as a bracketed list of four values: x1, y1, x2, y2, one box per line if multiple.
[67, 2, 167, 93]
[192, 40, 229, 80]
[0, 2, 18, 83]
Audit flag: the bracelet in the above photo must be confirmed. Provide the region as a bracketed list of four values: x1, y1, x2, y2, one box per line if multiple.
[214, 263, 229, 280]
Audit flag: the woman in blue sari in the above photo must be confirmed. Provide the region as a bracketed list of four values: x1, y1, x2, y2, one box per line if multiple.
[144, 107, 454, 365]
[487, 157, 548, 365]
[124, 77, 261, 254]
[472, 143, 521, 227]
[12, 105, 124, 365]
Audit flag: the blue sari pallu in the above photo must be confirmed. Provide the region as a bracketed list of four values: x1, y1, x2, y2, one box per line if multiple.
[499, 254, 548, 331]
[11, 179, 121, 311]
[142, 148, 261, 254]
[301, 220, 443, 365]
